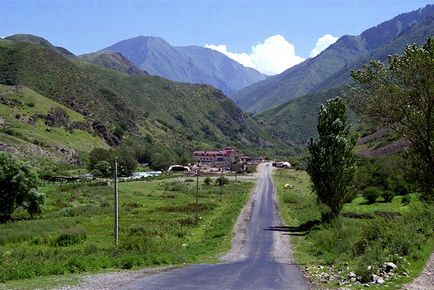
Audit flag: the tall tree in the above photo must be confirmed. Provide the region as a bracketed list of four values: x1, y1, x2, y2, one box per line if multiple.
[306, 97, 357, 221]
[0, 152, 44, 222]
[350, 37, 434, 202]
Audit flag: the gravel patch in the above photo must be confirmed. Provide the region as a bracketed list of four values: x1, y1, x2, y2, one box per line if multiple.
[56, 266, 178, 290]
[404, 252, 434, 290]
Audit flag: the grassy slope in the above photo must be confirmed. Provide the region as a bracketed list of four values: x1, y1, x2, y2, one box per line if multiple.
[0, 84, 109, 160]
[0, 177, 253, 287]
[258, 87, 344, 147]
[273, 169, 433, 289]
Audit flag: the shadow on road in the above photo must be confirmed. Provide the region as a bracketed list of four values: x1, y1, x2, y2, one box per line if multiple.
[265, 219, 321, 236]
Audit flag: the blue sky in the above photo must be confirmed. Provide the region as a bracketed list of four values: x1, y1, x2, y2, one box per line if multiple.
[1, 0, 433, 74]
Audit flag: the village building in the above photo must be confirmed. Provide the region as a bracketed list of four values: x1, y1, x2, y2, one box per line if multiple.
[192, 147, 235, 166]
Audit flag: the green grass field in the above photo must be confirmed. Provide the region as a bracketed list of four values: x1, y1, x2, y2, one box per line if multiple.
[273, 169, 433, 289]
[0, 176, 253, 288]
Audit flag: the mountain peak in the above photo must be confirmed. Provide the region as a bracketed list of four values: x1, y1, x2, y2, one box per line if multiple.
[102, 36, 266, 97]
[5, 34, 75, 57]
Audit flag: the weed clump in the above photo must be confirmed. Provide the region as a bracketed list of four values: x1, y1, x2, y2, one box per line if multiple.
[52, 227, 87, 247]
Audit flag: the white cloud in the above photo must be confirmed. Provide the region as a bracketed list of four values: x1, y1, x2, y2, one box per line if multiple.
[310, 34, 339, 57]
[204, 44, 256, 69]
[205, 34, 305, 75]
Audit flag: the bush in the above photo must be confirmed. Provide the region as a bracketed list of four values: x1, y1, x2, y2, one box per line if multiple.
[215, 176, 229, 186]
[361, 187, 381, 204]
[401, 195, 411, 206]
[0, 152, 42, 222]
[203, 177, 212, 186]
[184, 179, 194, 183]
[381, 190, 395, 203]
[164, 181, 186, 192]
[52, 227, 87, 247]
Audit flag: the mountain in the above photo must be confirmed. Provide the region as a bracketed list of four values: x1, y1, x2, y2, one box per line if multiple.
[0, 36, 277, 166]
[4, 34, 75, 57]
[234, 4, 434, 113]
[259, 6, 434, 147]
[79, 50, 147, 75]
[100, 36, 267, 97]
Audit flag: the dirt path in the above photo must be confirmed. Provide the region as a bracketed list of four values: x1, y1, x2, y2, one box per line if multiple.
[404, 252, 434, 290]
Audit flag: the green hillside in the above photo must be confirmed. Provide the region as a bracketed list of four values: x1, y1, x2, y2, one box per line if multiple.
[258, 87, 344, 146]
[79, 50, 146, 75]
[0, 36, 277, 166]
[0, 84, 109, 164]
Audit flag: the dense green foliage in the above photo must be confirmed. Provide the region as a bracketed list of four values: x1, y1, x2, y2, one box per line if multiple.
[0, 177, 252, 282]
[0, 152, 44, 222]
[306, 98, 357, 220]
[350, 37, 434, 202]
[355, 155, 414, 204]
[89, 147, 137, 177]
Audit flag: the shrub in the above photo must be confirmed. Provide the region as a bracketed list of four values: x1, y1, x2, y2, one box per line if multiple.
[381, 190, 395, 203]
[184, 179, 194, 183]
[361, 187, 381, 204]
[203, 177, 212, 186]
[90, 168, 102, 177]
[0, 152, 42, 222]
[401, 195, 411, 206]
[215, 176, 229, 186]
[164, 181, 186, 192]
[52, 227, 87, 247]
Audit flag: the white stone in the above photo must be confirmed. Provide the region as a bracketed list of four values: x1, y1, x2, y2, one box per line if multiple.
[384, 262, 398, 272]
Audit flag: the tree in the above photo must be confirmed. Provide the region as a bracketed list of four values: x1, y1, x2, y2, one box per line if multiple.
[88, 147, 137, 177]
[0, 152, 44, 222]
[350, 38, 434, 202]
[306, 97, 357, 221]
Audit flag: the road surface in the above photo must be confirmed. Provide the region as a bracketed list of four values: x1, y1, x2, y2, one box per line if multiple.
[122, 163, 309, 290]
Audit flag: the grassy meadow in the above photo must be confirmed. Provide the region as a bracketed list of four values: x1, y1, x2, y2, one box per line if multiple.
[273, 169, 434, 289]
[0, 176, 253, 287]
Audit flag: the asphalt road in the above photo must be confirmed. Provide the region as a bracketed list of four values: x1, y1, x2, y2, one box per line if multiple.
[122, 164, 309, 290]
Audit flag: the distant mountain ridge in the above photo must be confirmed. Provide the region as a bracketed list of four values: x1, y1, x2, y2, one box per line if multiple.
[234, 4, 434, 113]
[79, 50, 147, 75]
[98, 36, 267, 97]
[258, 6, 434, 147]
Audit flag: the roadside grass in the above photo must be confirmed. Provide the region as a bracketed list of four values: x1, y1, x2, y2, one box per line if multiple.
[0, 177, 253, 288]
[273, 169, 434, 289]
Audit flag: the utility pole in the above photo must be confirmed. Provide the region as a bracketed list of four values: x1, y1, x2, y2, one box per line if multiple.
[220, 164, 223, 201]
[195, 170, 199, 225]
[114, 157, 118, 245]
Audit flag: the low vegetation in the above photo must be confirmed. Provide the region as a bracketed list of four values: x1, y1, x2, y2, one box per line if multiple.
[274, 168, 433, 289]
[0, 176, 253, 284]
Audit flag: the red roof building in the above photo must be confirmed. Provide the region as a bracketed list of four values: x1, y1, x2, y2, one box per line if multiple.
[193, 147, 235, 165]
